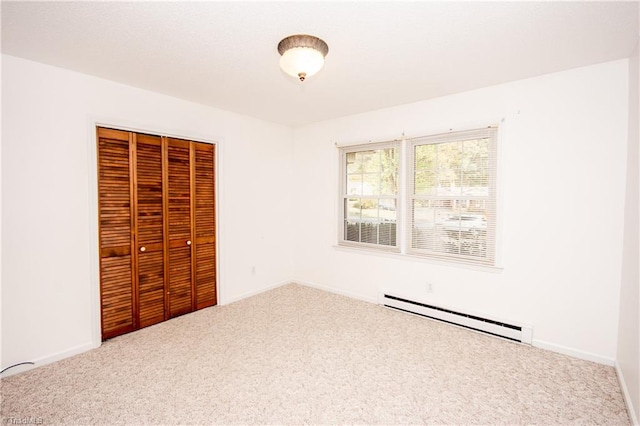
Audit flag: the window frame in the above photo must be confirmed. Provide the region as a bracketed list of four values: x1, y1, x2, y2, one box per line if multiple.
[406, 128, 498, 266]
[338, 127, 499, 267]
[338, 141, 401, 252]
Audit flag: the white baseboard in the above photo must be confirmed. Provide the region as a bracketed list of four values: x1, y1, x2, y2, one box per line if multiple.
[221, 279, 290, 305]
[532, 339, 615, 366]
[0, 341, 98, 378]
[293, 279, 378, 304]
[616, 362, 639, 425]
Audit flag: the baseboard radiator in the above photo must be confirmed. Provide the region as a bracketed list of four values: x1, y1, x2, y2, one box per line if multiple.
[381, 294, 533, 344]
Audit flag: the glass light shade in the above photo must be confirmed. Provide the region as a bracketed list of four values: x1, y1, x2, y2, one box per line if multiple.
[279, 47, 325, 81]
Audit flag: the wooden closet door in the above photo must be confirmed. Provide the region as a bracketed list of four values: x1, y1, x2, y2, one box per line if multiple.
[97, 128, 136, 339]
[193, 142, 217, 309]
[165, 138, 194, 317]
[98, 128, 216, 340]
[135, 133, 166, 328]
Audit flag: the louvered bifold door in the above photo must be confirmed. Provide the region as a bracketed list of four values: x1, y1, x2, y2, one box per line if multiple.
[135, 133, 166, 328]
[97, 128, 136, 339]
[165, 138, 194, 318]
[193, 142, 217, 309]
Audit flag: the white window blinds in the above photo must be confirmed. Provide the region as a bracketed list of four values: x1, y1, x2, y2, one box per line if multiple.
[406, 127, 498, 265]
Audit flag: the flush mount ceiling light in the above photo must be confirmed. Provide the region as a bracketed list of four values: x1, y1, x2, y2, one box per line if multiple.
[277, 34, 329, 82]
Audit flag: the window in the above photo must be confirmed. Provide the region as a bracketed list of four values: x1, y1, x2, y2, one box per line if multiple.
[339, 127, 498, 266]
[407, 127, 497, 265]
[340, 142, 400, 250]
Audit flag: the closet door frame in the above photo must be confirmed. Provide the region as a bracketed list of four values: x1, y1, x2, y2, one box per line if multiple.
[90, 122, 219, 345]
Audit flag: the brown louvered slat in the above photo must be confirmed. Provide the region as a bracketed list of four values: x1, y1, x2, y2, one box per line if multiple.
[169, 246, 192, 317]
[138, 250, 165, 327]
[137, 137, 164, 245]
[194, 142, 217, 308]
[98, 128, 135, 339]
[136, 134, 165, 328]
[196, 242, 216, 308]
[167, 138, 193, 317]
[98, 137, 132, 248]
[100, 255, 134, 338]
[168, 143, 192, 240]
[195, 144, 215, 239]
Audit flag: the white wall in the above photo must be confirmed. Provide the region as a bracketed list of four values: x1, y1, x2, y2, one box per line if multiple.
[617, 37, 640, 423]
[292, 60, 629, 364]
[1, 55, 294, 374]
[0, 53, 632, 378]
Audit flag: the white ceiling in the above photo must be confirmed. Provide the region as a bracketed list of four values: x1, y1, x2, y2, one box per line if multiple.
[2, 1, 638, 127]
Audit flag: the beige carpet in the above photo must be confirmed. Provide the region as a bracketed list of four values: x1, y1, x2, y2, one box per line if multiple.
[0, 284, 630, 425]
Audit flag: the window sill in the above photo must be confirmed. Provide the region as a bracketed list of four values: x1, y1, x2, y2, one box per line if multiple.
[333, 243, 504, 273]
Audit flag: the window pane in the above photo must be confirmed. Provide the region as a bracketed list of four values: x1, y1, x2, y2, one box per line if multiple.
[357, 198, 378, 220]
[345, 147, 398, 197]
[412, 199, 435, 250]
[415, 144, 437, 170]
[461, 138, 489, 196]
[347, 174, 363, 195]
[362, 173, 380, 195]
[361, 222, 378, 244]
[379, 199, 397, 247]
[437, 142, 462, 197]
[412, 198, 489, 259]
[380, 148, 398, 195]
[361, 150, 379, 173]
[378, 222, 397, 246]
[412, 199, 452, 251]
[346, 152, 360, 174]
[378, 198, 397, 213]
[414, 169, 436, 195]
[345, 220, 360, 242]
[442, 209, 487, 258]
[414, 139, 490, 209]
[414, 145, 436, 195]
[346, 198, 361, 221]
[345, 198, 360, 242]
[344, 197, 396, 246]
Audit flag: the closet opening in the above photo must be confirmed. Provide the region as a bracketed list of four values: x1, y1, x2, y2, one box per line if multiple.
[96, 127, 217, 340]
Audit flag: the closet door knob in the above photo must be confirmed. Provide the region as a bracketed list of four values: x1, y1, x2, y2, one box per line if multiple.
[140, 246, 146, 252]
[186, 240, 192, 246]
